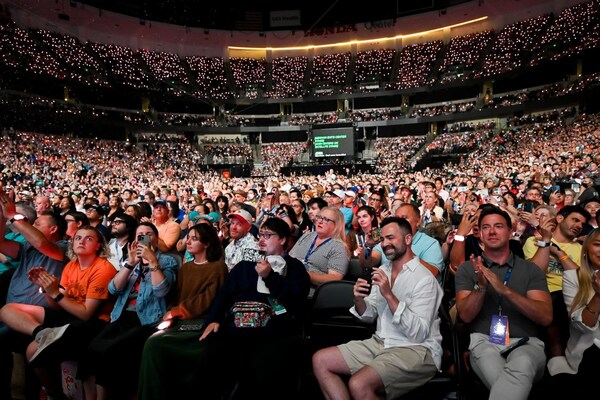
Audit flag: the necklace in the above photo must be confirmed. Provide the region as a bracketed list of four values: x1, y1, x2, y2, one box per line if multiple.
[193, 259, 208, 265]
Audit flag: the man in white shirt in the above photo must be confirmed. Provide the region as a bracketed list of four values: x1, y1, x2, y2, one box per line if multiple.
[312, 217, 442, 399]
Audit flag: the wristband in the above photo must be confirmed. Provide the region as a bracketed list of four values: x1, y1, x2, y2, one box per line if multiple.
[53, 292, 64, 302]
[558, 255, 569, 263]
[454, 235, 465, 242]
[123, 263, 134, 270]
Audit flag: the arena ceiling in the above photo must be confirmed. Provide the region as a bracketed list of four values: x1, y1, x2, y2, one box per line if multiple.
[74, 0, 472, 31]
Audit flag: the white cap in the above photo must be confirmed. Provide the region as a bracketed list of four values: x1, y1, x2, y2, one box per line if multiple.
[333, 189, 346, 199]
[227, 209, 253, 226]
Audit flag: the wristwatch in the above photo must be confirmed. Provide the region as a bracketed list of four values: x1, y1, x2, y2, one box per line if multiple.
[9, 214, 28, 224]
[454, 235, 465, 242]
[536, 240, 551, 248]
[53, 292, 64, 302]
[474, 283, 487, 293]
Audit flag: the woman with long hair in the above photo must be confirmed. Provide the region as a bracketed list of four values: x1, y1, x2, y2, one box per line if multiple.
[106, 195, 124, 222]
[77, 222, 180, 400]
[346, 205, 379, 257]
[163, 223, 227, 324]
[216, 195, 230, 220]
[289, 206, 350, 291]
[291, 198, 312, 233]
[546, 228, 600, 396]
[0, 226, 116, 400]
[124, 204, 143, 222]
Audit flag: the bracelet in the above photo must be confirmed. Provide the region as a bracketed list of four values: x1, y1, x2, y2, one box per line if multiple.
[585, 304, 600, 315]
[123, 263, 134, 270]
[148, 265, 161, 272]
[558, 255, 569, 263]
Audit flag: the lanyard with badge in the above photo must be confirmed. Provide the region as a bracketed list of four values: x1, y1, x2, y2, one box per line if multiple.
[489, 265, 513, 345]
[304, 235, 331, 265]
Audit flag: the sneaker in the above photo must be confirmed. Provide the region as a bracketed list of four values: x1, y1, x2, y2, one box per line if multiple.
[29, 324, 70, 362]
[34, 327, 53, 343]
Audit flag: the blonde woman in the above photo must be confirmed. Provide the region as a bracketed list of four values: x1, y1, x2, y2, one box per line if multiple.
[546, 227, 600, 396]
[289, 206, 350, 293]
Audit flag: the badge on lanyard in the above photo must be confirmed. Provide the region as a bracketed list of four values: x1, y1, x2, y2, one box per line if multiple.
[489, 314, 510, 345]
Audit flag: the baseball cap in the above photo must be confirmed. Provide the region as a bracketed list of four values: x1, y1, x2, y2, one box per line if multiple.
[84, 204, 105, 216]
[227, 209, 253, 226]
[344, 190, 356, 198]
[332, 189, 345, 199]
[153, 199, 168, 208]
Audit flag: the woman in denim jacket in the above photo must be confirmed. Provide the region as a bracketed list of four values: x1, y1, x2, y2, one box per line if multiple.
[77, 222, 179, 400]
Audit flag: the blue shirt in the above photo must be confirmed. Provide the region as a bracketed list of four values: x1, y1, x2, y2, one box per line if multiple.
[374, 231, 445, 282]
[7, 240, 70, 306]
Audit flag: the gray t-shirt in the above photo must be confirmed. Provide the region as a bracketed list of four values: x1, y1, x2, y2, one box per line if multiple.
[455, 253, 549, 338]
[289, 231, 349, 280]
[7, 240, 70, 306]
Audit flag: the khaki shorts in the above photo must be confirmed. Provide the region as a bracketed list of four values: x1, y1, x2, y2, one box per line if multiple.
[338, 334, 437, 398]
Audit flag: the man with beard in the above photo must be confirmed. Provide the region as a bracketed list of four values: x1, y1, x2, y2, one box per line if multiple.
[312, 217, 442, 399]
[106, 214, 138, 271]
[223, 209, 259, 271]
[523, 205, 590, 358]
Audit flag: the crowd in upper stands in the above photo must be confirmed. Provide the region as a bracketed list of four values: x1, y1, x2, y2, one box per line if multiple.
[0, 0, 598, 100]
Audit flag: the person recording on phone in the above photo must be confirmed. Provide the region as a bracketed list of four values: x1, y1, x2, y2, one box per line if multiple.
[455, 207, 552, 400]
[367, 204, 445, 282]
[76, 222, 179, 400]
[312, 217, 443, 399]
[138, 217, 310, 400]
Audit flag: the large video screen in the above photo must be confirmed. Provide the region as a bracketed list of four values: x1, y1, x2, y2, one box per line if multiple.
[313, 127, 354, 158]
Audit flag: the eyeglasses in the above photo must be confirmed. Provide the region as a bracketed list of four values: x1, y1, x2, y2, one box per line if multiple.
[64, 218, 76, 223]
[258, 232, 277, 239]
[112, 220, 125, 225]
[315, 215, 335, 223]
[369, 197, 381, 202]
